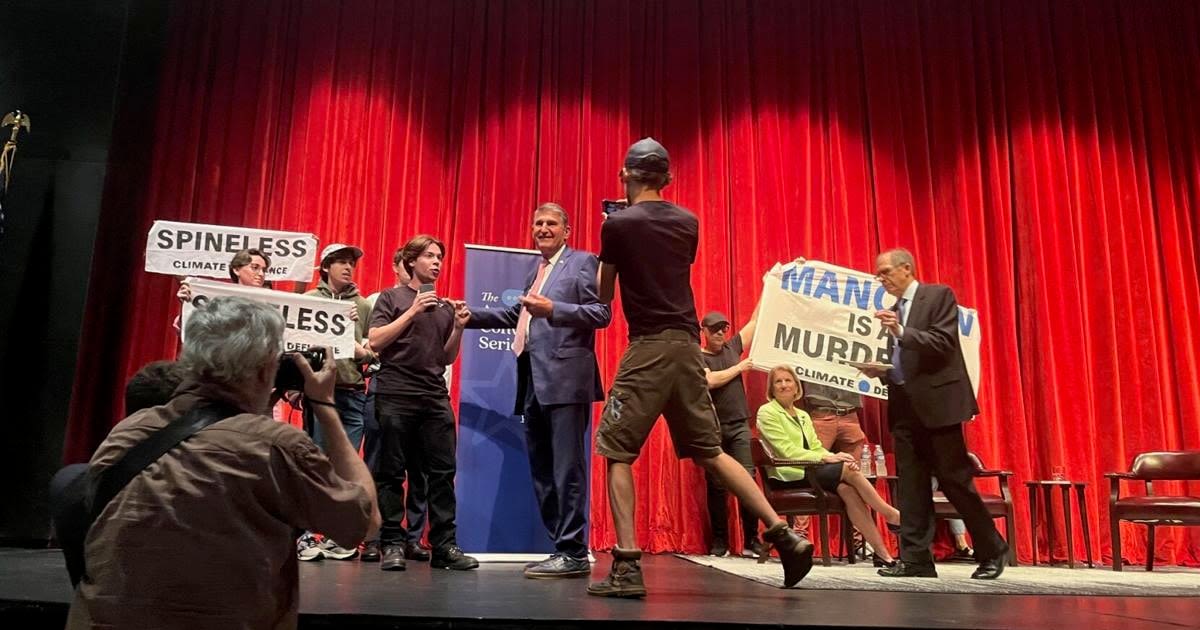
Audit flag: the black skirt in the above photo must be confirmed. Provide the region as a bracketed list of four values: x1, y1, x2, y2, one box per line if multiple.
[805, 462, 844, 493]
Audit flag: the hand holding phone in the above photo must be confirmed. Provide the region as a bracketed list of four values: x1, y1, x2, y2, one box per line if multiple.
[601, 199, 628, 216]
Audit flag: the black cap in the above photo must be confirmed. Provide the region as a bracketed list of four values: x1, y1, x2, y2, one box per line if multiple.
[624, 137, 670, 174]
[701, 311, 730, 329]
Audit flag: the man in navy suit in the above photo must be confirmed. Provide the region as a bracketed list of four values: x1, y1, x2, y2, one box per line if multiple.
[459, 203, 611, 578]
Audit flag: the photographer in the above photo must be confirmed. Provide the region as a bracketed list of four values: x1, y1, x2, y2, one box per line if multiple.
[67, 297, 380, 629]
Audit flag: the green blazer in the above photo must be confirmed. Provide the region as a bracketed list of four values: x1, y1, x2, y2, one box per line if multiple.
[755, 399, 830, 482]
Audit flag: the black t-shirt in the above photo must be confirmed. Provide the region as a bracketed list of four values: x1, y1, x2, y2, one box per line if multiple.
[702, 335, 749, 423]
[369, 286, 454, 397]
[599, 200, 700, 339]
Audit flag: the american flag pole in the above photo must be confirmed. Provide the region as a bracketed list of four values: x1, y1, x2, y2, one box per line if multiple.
[0, 110, 32, 243]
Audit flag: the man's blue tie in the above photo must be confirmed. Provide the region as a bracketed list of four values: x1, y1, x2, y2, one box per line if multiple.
[890, 298, 907, 384]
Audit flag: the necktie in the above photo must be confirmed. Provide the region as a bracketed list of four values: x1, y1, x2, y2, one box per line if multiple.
[890, 298, 907, 384]
[511, 259, 549, 356]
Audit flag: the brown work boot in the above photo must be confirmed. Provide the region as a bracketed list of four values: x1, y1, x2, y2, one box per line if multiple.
[762, 522, 815, 587]
[586, 547, 647, 598]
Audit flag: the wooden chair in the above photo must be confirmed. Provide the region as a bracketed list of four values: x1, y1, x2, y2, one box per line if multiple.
[1106, 451, 1200, 571]
[884, 452, 1019, 565]
[750, 437, 853, 566]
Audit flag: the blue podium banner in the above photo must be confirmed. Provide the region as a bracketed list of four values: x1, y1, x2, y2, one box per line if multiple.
[455, 244, 553, 553]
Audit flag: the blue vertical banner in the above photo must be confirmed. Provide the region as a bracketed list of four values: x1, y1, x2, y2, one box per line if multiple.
[456, 244, 554, 553]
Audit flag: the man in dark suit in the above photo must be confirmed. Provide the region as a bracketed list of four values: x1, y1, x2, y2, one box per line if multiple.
[459, 203, 611, 578]
[860, 248, 1008, 580]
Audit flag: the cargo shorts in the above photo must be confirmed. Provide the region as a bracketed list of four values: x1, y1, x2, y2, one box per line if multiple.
[595, 329, 724, 463]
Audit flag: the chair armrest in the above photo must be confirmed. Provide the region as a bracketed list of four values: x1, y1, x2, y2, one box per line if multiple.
[771, 459, 828, 468]
[973, 469, 1013, 478]
[1104, 472, 1137, 479]
[1106, 473, 1134, 504]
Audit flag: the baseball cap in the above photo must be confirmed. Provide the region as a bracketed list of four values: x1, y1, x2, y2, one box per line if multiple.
[624, 137, 670, 174]
[318, 243, 364, 266]
[701, 311, 730, 329]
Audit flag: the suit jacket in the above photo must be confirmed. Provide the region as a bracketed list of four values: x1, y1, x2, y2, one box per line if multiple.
[755, 399, 828, 483]
[467, 247, 611, 413]
[885, 283, 979, 429]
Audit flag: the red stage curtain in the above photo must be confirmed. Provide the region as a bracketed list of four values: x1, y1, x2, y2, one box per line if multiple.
[67, 0, 1200, 567]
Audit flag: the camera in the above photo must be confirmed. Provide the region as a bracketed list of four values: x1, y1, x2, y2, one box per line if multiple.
[274, 348, 326, 391]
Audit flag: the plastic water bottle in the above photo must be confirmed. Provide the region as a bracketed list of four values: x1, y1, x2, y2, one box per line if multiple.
[874, 445, 888, 477]
[860, 444, 873, 476]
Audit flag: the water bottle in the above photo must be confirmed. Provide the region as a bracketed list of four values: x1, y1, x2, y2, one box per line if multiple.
[874, 445, 888, 477]
[860, 444, 873, 476]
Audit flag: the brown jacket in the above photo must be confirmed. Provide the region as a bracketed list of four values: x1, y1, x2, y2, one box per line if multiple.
[66, 381, 372, 629]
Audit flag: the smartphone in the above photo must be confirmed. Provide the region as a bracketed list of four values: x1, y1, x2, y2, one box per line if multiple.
[601, 199, 628, 216]
[418, 283, 438, 310]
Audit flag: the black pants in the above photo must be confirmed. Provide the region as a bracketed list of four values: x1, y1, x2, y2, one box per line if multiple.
[890, 386, 1006, 565]
[705, 420, 759, 546]
[374, 394, 457, 550]
[364, 379, 428, 542]
[520, 356, 591, 560]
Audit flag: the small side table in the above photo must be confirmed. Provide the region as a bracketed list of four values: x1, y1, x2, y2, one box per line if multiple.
[1024, 480, 1094, 568]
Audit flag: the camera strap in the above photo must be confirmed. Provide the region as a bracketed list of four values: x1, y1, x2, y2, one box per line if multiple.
[89, 401, 240, 522]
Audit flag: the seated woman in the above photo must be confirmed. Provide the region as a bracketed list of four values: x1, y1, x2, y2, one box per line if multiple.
[756, 365, 901, 567]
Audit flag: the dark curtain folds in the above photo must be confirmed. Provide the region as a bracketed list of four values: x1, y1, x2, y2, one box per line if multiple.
[68, 0, 1200, 566]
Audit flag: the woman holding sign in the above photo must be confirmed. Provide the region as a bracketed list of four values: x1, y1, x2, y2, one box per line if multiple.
[756, 365, 902, 568]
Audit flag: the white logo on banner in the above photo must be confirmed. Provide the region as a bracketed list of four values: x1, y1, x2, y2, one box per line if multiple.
[748, 260, 981, 400]
[181, 278, 356, 359]
[145, 220, 319, 282]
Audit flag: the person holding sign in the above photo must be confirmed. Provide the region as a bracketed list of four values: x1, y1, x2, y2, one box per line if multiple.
[174, 248, 271, 327]
[297, 243, 376, 562]
[368, 235, 478, 572]
[698, 310, 765, 559]
[859, 248, 1008, 580]
[756, 366, 901, 568]
[590, 138, 813, 598]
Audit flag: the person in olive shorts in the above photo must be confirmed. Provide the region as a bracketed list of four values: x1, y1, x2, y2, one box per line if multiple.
[588, 137, 814, 598]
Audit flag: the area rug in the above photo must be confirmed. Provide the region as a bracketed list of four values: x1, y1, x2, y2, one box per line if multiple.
[677, 554, 1200, 596]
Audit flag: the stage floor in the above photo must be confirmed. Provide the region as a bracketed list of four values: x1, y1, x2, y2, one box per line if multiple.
[1, 547, 1196, 629]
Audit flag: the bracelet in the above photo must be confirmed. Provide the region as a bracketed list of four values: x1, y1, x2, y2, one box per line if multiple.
[305, 397, 337, 409]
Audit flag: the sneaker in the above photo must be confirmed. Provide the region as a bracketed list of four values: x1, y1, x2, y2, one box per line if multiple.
[318, 538, 359, 560]
[525, 553, 559, 569]
[709, 538, 729, 557]
[762, 522, 815, 587]
[359, 540, 381, 562]
[587, 548, 646, 598]
[297, 532, 323, 562]
[740, 539, 766, 559]
[524, 554, 590, 579]
[404, 541, 431, 562]
[380, 545, 407, 571]
[431, 545, 479, 570]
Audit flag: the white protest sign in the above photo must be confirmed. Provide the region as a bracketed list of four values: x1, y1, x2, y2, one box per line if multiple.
[749, 260, 981, 400]
[145, 220, 319, 282]
[181, 278, 356, 359]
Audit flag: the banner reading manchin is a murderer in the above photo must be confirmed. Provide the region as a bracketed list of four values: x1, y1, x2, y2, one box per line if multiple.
[749, 260, 981, 401]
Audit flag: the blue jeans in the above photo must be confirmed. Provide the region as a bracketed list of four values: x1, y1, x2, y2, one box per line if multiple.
[307, 388, 366, 452]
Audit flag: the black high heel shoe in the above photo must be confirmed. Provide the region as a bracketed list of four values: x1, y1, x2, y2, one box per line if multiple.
[886, 521, 901, 534]
[872, 554, 897, 568]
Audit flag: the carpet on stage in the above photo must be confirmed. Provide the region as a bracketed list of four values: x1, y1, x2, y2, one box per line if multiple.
[677, 554, 1200, 596]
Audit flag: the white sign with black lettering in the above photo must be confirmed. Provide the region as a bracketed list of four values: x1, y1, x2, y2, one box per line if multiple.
[181, 278, 355, 359]
[749, 260, 981, 400]
[145, 220, 318, 281]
